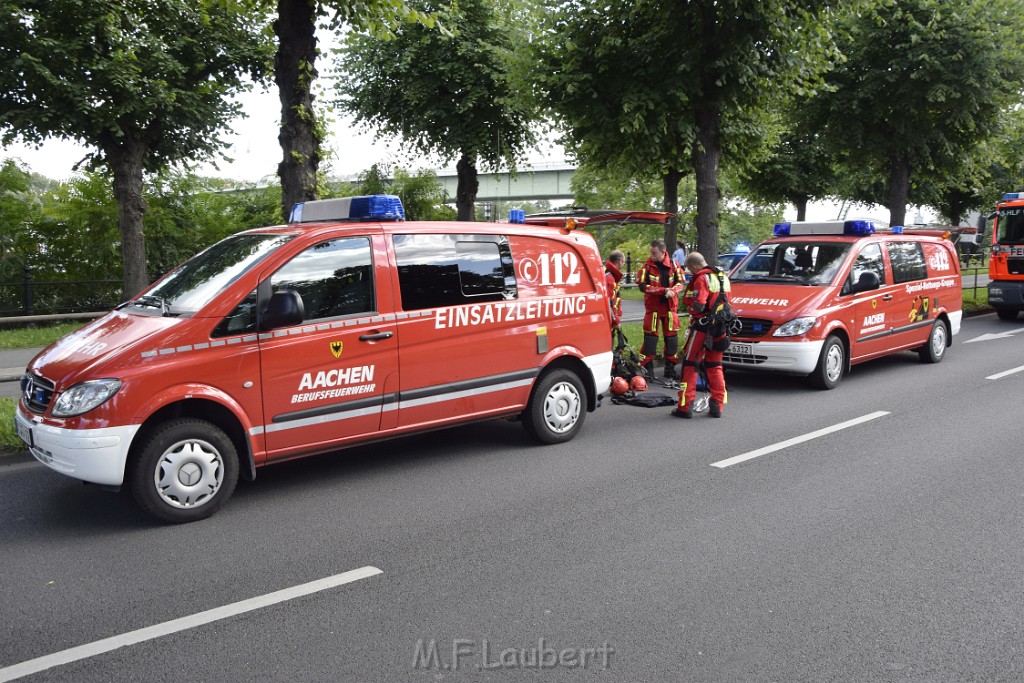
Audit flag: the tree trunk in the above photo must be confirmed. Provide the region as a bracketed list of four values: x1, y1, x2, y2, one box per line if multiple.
[692, 106, 722, 263]
[456, 153, 478, 221]
[944, 190, 966, 227]
[275, 0, 320, 222]
[662, 169, 684, 248]
[107, 139, 149, 298]
[794, 196, 809, 222]
[886, 154, 910, 228]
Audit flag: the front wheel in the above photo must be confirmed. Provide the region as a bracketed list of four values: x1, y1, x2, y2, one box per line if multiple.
[523, 368, 586, 444]
[918, 319, 948, 363]
[809, 335, 844, 390]
[129, 418, 239, 523]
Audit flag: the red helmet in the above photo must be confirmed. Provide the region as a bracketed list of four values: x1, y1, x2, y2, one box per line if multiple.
[630, 376, 648, 392]
[611, 377, 629, 395]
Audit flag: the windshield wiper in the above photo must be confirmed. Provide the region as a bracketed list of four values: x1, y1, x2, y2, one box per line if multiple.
[133, 294, 176, 316]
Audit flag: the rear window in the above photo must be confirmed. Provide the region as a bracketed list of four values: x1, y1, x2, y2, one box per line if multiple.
[887, 242, 927, 283]
[393, 234, 517, 310]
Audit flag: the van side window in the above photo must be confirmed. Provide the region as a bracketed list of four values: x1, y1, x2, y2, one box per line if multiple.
[393, 234, 517, 310]
[845, 243, 886, 294]
[887, 241, 927, 283]
[271, 237, 375, 321]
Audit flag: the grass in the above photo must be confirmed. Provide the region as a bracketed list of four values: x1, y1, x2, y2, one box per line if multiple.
[0, 398, 22, 453]
[0, 322, 81, 350]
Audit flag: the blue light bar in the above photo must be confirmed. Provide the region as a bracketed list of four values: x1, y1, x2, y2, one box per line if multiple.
[844, 220, 875, 235]
[735, 242, 751, 253]
[891, 225, 904, 234]
[773, 222, 791, 236]
[289, 195, 405, 223]
[509, 209, 525, 224]
[1002, 192, 1023, 201]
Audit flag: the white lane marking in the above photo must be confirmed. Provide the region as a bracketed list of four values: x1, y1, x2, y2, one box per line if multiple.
[0, 566, 383, 683]
[711, 411, 890, 469]
[986, 364, 1024, 380]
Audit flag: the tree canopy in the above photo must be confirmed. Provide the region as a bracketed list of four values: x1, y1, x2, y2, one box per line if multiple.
[536, 0, 838, 261]
[0, 0, 273, 295]
[336, 0, 538, 220]
[805, 0, 1024, 227]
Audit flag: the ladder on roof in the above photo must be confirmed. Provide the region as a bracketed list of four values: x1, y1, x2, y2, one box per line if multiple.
[835, 200, 851, 221]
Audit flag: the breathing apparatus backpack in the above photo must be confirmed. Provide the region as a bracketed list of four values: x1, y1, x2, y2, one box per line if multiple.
[698, 267, 740, 352]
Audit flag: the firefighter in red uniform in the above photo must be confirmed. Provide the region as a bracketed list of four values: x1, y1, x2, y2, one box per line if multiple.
[673, 251, 729, 418]
[636, 239, 685, 380]
[604, 249, 625, 331]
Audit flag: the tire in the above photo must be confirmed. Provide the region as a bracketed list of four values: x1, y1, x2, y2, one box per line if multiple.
[917, 319, 948, 363]
[809, 335, 844, 390]
[523, 368, 586, 445]
[996, 307, 1019, 321]
[129, 418, 239, 523]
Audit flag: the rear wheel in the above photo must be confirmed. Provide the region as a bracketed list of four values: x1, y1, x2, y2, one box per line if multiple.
[809, 335, 844, 390]
[918, 319, 948, 363]
[996, 307, 1019, 321]
[523, 368, 586, 444]
[129, 418, 239, 523]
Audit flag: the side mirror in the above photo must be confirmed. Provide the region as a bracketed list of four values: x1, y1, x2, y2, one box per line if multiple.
[260, 290, 304, 331]
[850, 271, 881, 294]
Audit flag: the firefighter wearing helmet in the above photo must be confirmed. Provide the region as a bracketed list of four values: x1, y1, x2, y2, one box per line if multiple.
[635, 239, 685, 381]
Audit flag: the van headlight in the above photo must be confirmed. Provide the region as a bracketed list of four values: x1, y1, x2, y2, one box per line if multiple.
[773, 317, 817, 337]
[52, 379, 122, 417]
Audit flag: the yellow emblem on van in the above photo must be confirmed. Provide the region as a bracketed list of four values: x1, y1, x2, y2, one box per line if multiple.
[330, 341, 344, 358]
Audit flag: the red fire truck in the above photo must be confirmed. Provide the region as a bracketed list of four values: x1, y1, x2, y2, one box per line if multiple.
[986, 192, 1024, 320]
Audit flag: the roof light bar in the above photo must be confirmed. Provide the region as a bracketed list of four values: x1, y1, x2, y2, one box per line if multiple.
[1002, 192, 1023, 201]
[508, 209, 525, 224]
[782, 220, 876, 236]
[289, 195, 405, 223]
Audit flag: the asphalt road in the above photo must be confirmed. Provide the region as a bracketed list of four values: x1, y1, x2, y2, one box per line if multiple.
[2, 313, 1024, 682]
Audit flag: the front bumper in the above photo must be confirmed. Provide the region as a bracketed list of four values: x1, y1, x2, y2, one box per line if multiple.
[14, 407, 139, 486]
[988, 281, 1024, 307]
[721, 339, 825, 375]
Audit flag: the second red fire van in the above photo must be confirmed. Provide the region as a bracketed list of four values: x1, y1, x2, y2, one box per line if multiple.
[722, 220, 962, 388]
[15, 197, 614, 522]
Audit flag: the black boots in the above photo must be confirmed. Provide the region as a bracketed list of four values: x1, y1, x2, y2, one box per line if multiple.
[663, 362, 677, 380]
[709, 399, 722, 418]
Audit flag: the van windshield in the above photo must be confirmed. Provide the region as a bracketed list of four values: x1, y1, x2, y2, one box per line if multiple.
[730, 242, 852, 286]
[130, 233, 293, 315]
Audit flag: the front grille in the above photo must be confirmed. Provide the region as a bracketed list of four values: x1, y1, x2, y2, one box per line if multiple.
[722, 352, 769, 365]
[1007, 258, 1024, 275]
[21, 373, 55, 414]
[733, 317, 775, 339]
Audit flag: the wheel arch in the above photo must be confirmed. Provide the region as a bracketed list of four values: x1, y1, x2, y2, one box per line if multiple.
[540, 354, 597, 412]
[131, 398, 255, 482]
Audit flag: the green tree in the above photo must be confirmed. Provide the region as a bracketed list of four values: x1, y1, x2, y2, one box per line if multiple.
[336, 0, 538, 221]
[350, 163, 456, 220]
[0, 0, 273, 296]
[736, 124, 836, 221]
[0, 159, 38, 283]
[273, 0, 437, 220]
[536, 0, 837, 262]
[806, 0, 1024, 227]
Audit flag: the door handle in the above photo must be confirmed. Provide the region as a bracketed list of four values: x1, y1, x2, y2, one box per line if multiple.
[359, 331, 393, 341]
[882, 295, 893, 301]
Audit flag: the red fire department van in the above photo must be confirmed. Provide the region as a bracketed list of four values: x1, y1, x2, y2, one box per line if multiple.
[15, 196, 613, 522]
[987, 191, 1024, 320]
[722, 220, 962, 389]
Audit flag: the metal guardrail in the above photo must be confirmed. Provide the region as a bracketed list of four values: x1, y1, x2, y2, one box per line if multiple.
[0, 266, 122, 317]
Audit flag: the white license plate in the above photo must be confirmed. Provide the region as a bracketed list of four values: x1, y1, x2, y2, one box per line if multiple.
[728, 342, 753, 356]
[14, 417, 32, 447]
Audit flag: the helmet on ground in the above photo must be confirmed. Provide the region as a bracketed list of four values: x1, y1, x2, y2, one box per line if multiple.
[630, 376, 648, 392]
[610, 377, 629, 395]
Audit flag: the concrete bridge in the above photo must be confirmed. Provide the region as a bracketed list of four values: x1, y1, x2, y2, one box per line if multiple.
[434, 163, 576, 202]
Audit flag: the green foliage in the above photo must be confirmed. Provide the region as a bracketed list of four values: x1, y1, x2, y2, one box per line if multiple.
[0, 1, 273, 170]
[336, 0, 538, 171]
[351, 163, 457, 220]
[806, 0, 1024, 224]
[0, 398, 20, 453]
[0, 159, 40, 281]
[0, 322, 82, 350]
[534, 0, 840, 259]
